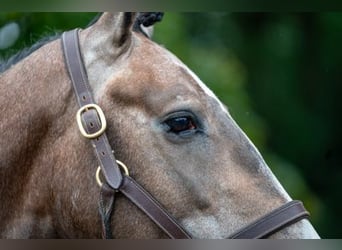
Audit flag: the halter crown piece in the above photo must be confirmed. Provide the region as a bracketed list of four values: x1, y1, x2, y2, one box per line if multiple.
[61, 23, 310, 239]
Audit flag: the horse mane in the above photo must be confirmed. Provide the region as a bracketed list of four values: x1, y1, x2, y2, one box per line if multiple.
[0, 12, 163, 74]
[0, 33, 61, 73]
[0, 14, 103, 74]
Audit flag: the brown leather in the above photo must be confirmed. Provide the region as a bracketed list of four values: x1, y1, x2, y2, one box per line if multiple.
[81, 106, 191, 238]
[62, 29, 123, 190]
[61, 28, 311, 239]
[228, 200, 310, 239]
[61, 29, 191, 239]
[120, 175, 192, 239]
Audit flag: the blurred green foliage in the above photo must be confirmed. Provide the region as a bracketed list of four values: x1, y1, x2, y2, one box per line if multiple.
[1, 12, 341, 238]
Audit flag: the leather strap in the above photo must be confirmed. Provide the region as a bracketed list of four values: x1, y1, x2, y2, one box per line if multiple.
[62, 29, 123, 190]
[120, 176, 192, 239]
[61, 29, 192, 239]
[228, 200, 310, 239]
[61, 28, 311, 239]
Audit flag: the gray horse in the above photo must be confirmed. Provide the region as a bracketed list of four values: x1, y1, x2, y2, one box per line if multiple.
[0, 12, 319, 238]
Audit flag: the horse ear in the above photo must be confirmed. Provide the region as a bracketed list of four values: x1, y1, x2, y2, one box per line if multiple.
[111, 12, 136, 47]
[91, 12, 137, 49]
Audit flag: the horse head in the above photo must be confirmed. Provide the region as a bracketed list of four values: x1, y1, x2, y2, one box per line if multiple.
[0, 12, 320, 238]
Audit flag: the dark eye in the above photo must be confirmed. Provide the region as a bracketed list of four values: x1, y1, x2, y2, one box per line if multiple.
[164, 116, 197, 134]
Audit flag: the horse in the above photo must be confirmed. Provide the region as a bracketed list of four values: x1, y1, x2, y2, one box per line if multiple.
[0, 12, 320, 238]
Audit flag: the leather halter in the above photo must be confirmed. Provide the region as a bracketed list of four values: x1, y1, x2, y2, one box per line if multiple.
[61, 29, 310, 239]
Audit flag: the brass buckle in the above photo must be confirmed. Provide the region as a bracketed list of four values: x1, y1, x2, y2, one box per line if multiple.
[96, 160, 130, 187]
[76, 104, 107, 139]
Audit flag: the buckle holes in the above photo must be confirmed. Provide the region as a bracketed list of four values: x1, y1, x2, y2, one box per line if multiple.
[101, 151, 106, 156]
[89, 122, 94, 128]
[82, 95, 87, 101]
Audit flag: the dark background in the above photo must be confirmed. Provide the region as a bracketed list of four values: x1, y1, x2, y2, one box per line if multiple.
[1, 12, 341, 238]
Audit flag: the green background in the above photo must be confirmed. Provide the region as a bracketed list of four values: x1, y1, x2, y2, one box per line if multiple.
[1, 12, 341, 238]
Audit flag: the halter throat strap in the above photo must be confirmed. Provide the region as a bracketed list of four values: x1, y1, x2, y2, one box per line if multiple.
[61, 28, 310, 239]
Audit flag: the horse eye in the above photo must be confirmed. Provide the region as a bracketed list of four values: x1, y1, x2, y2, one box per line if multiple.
[164, 116, 197, 134]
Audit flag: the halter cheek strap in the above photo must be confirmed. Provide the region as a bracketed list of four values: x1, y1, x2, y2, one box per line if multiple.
[61, 29, 191, 239]
[61, 28, 310, 239]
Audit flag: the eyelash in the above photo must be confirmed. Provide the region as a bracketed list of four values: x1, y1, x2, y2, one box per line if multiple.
[164, 116, 197, 134]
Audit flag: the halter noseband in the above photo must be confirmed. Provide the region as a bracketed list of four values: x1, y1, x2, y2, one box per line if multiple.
[61, 29, 310, 239]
